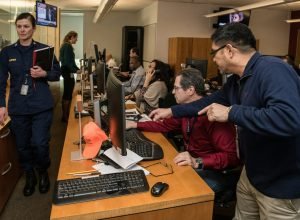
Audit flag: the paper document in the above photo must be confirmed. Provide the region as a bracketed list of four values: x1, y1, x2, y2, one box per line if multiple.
[92, 163, 149, 175]
[103, 147, 143, 169]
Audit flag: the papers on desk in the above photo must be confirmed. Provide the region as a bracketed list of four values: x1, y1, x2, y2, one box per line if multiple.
[125, 108, 152, 122]
[103, 147, 142, 169]
[92, 147, 149, 175]
[92, 163, 150, 176]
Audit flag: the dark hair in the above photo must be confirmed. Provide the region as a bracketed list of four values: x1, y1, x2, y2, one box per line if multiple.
[62, 31, 78, 44]
[131, 47, 139, 55]
[15, 12, 36, 28]
[211, 23, 256, 51]
[150, 59, 167, 82]
[178, 68, 205, 96]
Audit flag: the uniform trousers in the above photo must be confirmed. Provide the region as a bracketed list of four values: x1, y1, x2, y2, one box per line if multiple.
[10, 109, 53, 172]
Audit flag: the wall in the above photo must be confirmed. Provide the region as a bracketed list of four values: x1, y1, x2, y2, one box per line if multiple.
[155, 1, 291, 63]
[250, 9, 290, 55]
[137, 2, 158, 64]
[83, 11, 138, 64]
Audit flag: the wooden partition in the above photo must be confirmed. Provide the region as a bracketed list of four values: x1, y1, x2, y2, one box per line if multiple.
[168, 37, 259, 79]
[168, 37, 218, 79]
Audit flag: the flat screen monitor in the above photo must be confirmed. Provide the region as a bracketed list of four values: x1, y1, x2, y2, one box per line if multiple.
[216, 8, 251, 28]
[94, 44, 100, 64]
[106, 71, 127, 156]
[95, 61, 106, 95]
[87, 57, 93, 75]
[186, 58, 208, 79]
[36, 1, 57, 27]
[101, 48, 106, 62]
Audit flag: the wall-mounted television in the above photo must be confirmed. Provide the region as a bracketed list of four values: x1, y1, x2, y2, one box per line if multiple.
[213, 8, 251, 28]
[36, 1, 57, 27]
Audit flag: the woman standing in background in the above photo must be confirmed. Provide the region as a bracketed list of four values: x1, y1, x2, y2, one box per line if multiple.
[60, 31, 81, 122]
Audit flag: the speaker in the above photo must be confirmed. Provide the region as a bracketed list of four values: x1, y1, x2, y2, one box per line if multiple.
[121, 26, 144, 71]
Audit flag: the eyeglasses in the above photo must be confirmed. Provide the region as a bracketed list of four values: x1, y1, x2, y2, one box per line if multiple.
[173, 86, 183, 91]
[210, 45, 226, 57]
[142, 161, 174, 177]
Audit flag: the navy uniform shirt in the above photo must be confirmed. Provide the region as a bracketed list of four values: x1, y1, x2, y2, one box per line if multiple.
[0, 40, 61, 115]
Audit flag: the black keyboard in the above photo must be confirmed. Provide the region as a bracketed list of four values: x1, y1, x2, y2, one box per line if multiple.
[53, 170, 149, 205]
[125, 129, 164, 160]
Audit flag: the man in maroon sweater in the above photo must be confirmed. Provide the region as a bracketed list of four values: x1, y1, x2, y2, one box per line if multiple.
[127, 68, 240, 195]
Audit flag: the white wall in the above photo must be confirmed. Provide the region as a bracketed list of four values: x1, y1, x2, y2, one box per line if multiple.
[250, 9, 290, 55]
[60, 14, 84, 59]
[137, 2, 158, 64]
[83, 11, 138, 64]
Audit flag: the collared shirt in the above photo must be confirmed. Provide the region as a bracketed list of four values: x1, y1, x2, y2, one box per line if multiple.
[124, 65, 145, 95]
[137, 115, 239, 170]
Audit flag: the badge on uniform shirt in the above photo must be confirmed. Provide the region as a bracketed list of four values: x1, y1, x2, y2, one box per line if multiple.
[20, 84, 29, 95]
[20, 74, 29, 95]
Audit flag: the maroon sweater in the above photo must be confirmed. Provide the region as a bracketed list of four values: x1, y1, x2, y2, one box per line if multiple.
[137, 115, 239, 170]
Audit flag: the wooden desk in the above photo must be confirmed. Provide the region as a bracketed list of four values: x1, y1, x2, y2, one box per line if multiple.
[50, 88, 214, 220]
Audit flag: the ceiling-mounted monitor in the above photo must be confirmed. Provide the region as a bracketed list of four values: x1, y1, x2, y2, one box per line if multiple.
[36, 1, 57, 27]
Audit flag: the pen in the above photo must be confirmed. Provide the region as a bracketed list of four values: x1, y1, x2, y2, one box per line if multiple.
[66, 169, 97, 175]
[71, 172, 100, 176]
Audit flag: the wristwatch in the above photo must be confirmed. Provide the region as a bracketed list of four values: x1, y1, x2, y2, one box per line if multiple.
[195, 157, 203, 169]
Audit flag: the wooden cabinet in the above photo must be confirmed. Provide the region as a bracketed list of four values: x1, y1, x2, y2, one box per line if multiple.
[168, 37, 218, 79]
[0, 121, 21, 213]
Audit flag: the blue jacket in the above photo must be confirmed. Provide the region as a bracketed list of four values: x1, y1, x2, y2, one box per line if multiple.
[0, 40, 61, 115]
[172, 52, 300, 199]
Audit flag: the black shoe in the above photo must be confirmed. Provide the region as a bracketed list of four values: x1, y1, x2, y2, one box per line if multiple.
[39, 171, 50, 194]
[23, 170, 37, 197]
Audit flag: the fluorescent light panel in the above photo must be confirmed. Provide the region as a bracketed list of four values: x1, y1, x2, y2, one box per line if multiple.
[93, 0, 118, 23]
[286, 18, 300, 23]
[204, 0, 299, 18]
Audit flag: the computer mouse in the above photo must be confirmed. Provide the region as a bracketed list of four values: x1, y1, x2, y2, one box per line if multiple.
[151, 182, 169, 197]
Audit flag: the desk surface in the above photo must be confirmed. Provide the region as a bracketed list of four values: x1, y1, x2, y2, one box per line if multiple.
[50, 85, 214, 220]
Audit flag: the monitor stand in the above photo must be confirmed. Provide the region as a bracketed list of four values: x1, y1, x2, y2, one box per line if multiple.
[71, 96, 85, 161]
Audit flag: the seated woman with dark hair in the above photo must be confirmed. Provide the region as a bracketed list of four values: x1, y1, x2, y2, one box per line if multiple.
[134, 59, 168, 113]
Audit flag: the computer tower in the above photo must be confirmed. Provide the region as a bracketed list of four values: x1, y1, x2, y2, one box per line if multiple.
[121, 26, 144, 71]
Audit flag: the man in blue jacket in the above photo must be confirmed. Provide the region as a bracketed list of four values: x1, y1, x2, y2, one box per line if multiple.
[150, 23, 300, 219]
[0, 13, 61, 197]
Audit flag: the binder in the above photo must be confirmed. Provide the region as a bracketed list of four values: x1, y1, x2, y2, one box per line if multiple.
[32, 46, 54, 71]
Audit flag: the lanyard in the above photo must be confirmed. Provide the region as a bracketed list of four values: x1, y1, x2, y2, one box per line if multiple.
[185, 117, 196, 151]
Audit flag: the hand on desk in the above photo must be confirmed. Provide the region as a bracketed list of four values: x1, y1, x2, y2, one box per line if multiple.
[173, 151, 198, 168]
[126, 120, 137, 129]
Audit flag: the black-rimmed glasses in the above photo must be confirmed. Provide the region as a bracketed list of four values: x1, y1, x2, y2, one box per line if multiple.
[142, 161, 174, 177]
[210, 45, 226, 57]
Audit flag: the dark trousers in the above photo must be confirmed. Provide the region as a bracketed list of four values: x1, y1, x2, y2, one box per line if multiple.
[10, 110, 53, 172]
[62, 73, 75, 101]
[196, 169, 240, 195]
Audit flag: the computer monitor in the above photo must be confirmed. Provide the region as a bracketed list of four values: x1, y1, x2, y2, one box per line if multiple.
[185, 58, 208, 79]
[95, 61, 106, 96]
[94, 44, 100, 64]
[101, 48, 106, 62]
[106, 71, 127, 156]
[87, 57, 93, 75]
